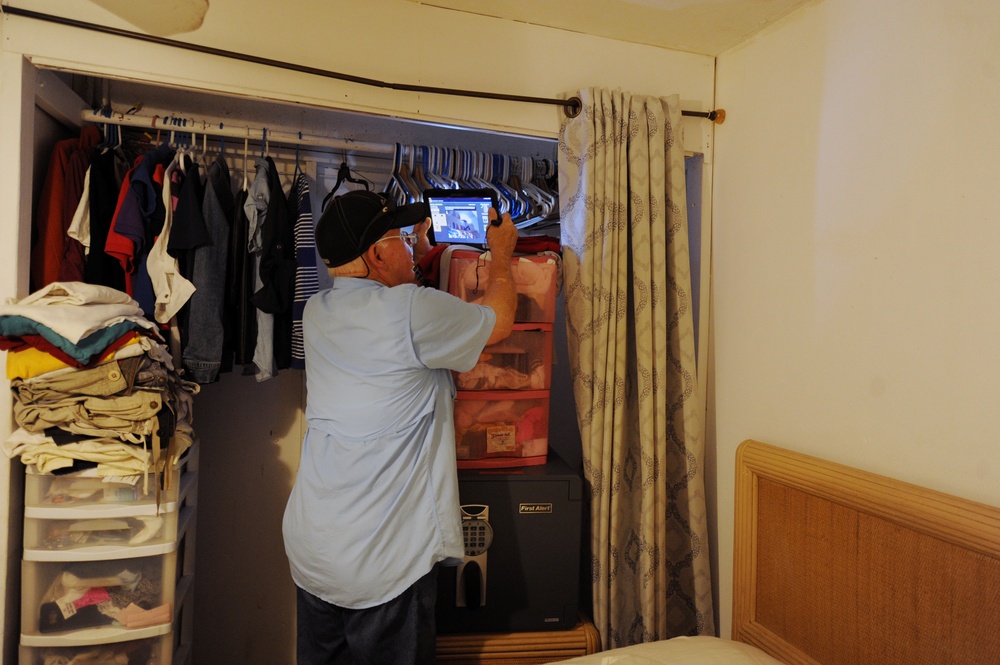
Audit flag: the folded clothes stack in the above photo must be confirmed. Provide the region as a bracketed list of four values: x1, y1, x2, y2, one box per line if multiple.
[1, 281, 199, 489]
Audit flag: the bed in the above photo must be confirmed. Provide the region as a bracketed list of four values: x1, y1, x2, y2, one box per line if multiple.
[554, 439, 1000, 665]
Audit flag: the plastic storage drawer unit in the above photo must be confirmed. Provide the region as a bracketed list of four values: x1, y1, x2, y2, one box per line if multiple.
[23, 507, 182, 553]
[24, 450, 194, 510]
[454, 390, 550, 468]
[23, 474, 195, 553]
[454, 324, 553, 391]
[446, 250, 558, 323]
[19, 629, 173, 665]
[21, 541, 180, 637]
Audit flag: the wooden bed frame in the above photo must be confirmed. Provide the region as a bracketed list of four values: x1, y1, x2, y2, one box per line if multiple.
[733, 439, 1000, 665]
[435, 440, 1000, 664]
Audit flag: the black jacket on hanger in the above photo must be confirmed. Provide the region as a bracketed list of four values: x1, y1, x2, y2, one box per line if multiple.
[252, 155, 295, 370]
[223, 187, 257, 373]
[84, 149, 128, 292]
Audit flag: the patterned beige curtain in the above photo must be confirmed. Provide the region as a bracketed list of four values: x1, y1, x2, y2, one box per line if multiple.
[558, 88, 714, 648]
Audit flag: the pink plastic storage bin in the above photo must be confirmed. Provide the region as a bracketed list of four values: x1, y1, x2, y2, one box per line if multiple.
[454, 324, 553, 391]
[446, 250, 558, 323]
[454, 390, 550, 468]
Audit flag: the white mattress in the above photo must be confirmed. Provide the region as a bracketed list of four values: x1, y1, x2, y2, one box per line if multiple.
[555, 635, 786, 665]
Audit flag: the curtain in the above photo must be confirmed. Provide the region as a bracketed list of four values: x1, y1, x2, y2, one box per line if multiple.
[558, 88, 714, 648]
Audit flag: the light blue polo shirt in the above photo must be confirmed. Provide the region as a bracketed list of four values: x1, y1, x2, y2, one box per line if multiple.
[282, 277, 495, 609]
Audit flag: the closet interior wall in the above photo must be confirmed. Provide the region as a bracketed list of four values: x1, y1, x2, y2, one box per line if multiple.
[33, 70, 572, 665]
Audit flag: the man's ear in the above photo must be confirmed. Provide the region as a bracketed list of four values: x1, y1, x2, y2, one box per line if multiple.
[366, 242, 389, 270]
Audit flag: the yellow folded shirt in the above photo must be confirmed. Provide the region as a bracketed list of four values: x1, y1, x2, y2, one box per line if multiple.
[6, 334, 141, 380]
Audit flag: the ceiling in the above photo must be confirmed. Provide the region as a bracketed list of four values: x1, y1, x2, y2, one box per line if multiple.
[405, 0, 812, 56]
[82, 0, 812, 57]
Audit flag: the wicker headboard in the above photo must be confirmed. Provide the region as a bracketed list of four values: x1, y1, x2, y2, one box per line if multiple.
[732, 439, 1000, 665]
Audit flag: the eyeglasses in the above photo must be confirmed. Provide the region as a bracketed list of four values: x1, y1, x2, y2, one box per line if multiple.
[373, 232, 418, 248]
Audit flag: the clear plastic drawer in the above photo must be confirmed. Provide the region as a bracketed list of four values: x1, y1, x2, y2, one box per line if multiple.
[454, 324, 553, 391]
[454, 390, 550, 468]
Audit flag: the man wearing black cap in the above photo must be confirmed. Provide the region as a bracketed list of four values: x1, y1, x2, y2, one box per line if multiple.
[282, 190, 518, 664]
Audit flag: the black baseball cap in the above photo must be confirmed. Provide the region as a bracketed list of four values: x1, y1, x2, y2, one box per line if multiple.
[315, 190, 429, 268]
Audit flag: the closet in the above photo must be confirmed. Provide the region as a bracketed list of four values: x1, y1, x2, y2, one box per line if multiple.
[1, 1, 717, 658]
[16, 68, 576, 665]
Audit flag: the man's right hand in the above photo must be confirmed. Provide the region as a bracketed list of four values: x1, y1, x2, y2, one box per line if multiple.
[486, 208, 518, 261]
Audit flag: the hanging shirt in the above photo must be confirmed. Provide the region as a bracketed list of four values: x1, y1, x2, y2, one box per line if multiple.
[83, 148, 128, 293]
[245, 158, 276, 381]
[105, 144, 174, 312]
[222, 187, 256, 373]
[147, 152, 196, 326]
[67, 166, 92, 254]
[252, 156, 295, 371]
[30, 125, 101, 290]
[183, 156, 234, 383]
[289, 170, 317, 370]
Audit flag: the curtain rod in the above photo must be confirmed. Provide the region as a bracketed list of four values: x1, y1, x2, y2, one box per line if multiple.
[6, 5, 725, 123]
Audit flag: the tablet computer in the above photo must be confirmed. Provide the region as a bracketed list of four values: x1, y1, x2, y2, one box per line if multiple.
[424, 188, 498, 248]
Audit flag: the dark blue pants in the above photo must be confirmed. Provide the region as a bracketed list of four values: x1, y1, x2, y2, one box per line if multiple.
[295, 567, 438, 665]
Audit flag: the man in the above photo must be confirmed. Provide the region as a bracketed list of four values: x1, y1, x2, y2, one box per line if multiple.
[282, 189, 518, 664]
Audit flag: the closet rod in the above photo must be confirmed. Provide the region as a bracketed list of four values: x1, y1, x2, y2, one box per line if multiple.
[7, 5, 725, 123]
[80, 109, 395, 157]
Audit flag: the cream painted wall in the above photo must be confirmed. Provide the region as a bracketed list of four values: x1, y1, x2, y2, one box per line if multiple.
[4, 0, 714, 143]
[0, 1, 715, 661]
[713, 0, 1000, 640]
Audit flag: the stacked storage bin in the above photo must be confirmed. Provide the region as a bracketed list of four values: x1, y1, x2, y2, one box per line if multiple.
[0, 283, 200, 663]
[18, 445, 198, 665]
[442, 248, 560, 468]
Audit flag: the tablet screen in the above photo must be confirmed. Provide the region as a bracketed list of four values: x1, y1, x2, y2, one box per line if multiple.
[425, 190, 496, 248]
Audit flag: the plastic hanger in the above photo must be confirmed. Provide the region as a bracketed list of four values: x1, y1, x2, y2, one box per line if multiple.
[96, 106, 113, 153]
[321, 154, 372, 211]
[199, 131, 211, 170]
[242, 136, 249, 192]
[179, 132, 189, 174]
[294, 132, 303, 178]
[412, 147, 433, 193]
[382, 143, 408, 207]
[336, 156, 371, 191]
[397, 146, 423, 204]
